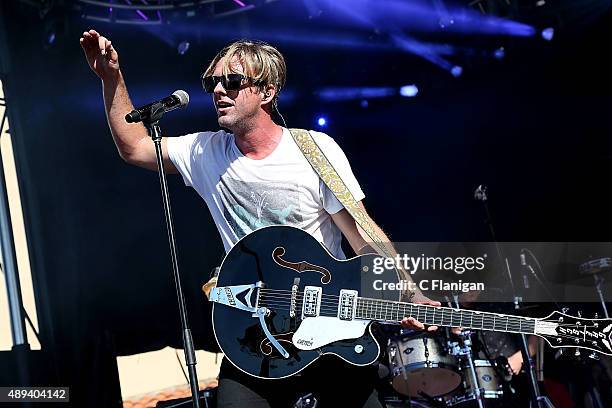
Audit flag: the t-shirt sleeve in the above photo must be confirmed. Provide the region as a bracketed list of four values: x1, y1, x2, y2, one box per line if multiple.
[316, 134, 365, 215]
[166, 132, 205, 187]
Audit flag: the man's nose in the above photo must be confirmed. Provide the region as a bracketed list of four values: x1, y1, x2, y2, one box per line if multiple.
[213, 80, 226, 94]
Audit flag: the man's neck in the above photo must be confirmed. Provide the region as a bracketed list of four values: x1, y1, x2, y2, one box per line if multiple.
[234, 120, 283, 160]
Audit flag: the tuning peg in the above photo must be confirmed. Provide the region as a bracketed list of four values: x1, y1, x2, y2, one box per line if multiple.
[589, 352, 600, 360]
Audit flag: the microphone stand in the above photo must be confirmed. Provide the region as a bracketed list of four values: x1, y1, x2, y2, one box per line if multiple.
[138, 103, 201, 408]
[474, 185, 553, 408]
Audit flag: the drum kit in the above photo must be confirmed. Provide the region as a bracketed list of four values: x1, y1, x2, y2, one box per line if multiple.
[380, 253, 612, 408]
[381, 328, 513, 407]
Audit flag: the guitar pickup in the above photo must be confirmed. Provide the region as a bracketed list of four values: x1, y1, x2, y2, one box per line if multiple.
[302, 286, 322, 318]
[338, 290, 358, 321]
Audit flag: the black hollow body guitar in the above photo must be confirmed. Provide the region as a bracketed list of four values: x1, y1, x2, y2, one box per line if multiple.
[210, 225, 612, 379]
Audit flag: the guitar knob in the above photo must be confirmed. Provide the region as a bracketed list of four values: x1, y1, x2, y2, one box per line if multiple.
[574, 349, 581, 357]
[577, 310, 583, 318]
[562, 307, 570, 314]
[589, 352, 600, 360]
[594, 312, 599, 319]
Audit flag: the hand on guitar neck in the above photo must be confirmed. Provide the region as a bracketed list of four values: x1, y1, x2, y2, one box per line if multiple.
[400, 290, 442, 332]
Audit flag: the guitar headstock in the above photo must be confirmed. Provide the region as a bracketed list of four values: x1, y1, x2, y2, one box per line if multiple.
[535, 311, 612, 356]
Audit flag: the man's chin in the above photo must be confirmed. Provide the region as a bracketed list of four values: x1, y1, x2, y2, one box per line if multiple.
[217, 116, 233, 129]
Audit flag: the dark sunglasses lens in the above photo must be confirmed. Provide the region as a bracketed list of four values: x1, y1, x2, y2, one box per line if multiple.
[225, 74, 243, 91]
[202, 76, 216, 93]
[202, 74, 244, 92]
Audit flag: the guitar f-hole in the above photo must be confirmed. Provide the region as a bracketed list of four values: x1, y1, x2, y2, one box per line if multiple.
[272, 247, 332, 284]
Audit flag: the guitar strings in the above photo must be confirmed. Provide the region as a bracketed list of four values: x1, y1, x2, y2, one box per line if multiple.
[257, 298, 597, 341]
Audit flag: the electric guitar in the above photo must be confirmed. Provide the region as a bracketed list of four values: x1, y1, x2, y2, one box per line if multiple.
[210, 225, 612, 379]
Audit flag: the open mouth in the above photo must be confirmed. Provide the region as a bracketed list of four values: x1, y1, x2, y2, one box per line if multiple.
[216, 101, 233, 110]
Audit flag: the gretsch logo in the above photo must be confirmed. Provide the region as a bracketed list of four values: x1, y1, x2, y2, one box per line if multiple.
[224, 288, 236, 306]
[296, 339, 313, 347]
[558, 327, 604, 339]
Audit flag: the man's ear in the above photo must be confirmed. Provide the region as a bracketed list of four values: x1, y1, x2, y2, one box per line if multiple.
[261, 84, 276, 105]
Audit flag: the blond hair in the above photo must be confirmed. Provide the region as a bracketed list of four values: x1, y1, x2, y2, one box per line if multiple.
[203, 40, 286, 104]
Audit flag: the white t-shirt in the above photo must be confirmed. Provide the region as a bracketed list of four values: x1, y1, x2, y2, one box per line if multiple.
[166, 127, 365, 259]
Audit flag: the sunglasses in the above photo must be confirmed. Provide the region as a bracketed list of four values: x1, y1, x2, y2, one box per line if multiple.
[201, 73, 254, 93]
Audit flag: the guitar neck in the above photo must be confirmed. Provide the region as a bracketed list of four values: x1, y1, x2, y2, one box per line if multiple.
[356, 297, 537, 335]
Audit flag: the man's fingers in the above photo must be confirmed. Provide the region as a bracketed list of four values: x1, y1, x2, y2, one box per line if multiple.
[98, 35, 107, 55]
[401, 317, 424, 330]
[427, 325, 439, 332]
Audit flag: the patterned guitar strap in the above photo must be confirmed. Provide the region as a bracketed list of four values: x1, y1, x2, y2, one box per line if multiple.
[201, 128, 397, 299]
[288, 128, 394, 260]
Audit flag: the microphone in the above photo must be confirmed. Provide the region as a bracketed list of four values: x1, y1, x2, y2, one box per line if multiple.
[474, 184, 487, 201]
[520, 251, 530, 289]
[125, 90, 189, 123]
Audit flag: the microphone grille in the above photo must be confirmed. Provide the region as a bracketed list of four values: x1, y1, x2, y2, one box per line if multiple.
[172, 90, 190, 107]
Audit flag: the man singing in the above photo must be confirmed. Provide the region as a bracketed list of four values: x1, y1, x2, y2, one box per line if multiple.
[80, 29, 438, 407]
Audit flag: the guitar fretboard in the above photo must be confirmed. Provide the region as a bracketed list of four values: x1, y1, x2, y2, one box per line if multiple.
[356, 298, 536, 334]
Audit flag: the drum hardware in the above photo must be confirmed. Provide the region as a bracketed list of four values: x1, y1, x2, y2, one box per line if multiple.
[293, 393, 318, 408]
[452, 330, 485, 408]
[579, 257, 611, 318]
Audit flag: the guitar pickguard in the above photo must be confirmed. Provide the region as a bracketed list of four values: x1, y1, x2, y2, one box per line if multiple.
[292, 316, 370, 350]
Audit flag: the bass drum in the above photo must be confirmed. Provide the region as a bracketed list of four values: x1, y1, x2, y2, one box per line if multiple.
[388, 332, 462, 398]
[446, 359, 504, 406]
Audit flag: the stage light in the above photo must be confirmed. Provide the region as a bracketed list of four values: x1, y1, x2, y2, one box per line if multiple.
[494, 47, 505, 60]
[317, 117, 328, 127]
[541, 27, 554, 41]
[438, 17, 455, 29]
[451, 66, 463, 77]
[47, 31, 56, 45]
[317, 87, 396, 101]
[177, 41, 190, 55]
[399, 85, 419, 98]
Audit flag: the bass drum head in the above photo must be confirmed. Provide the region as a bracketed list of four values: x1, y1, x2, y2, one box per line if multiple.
[392, 366, 462, 398]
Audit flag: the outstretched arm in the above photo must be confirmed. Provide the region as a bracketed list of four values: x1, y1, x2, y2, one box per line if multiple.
[80, 29, 176, 172]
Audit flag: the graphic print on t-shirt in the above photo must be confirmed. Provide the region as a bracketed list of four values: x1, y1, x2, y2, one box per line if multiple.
[219, 175, 303, 238]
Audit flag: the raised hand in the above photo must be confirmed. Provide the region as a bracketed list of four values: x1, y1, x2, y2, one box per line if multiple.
[79, 29, 119, 80]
